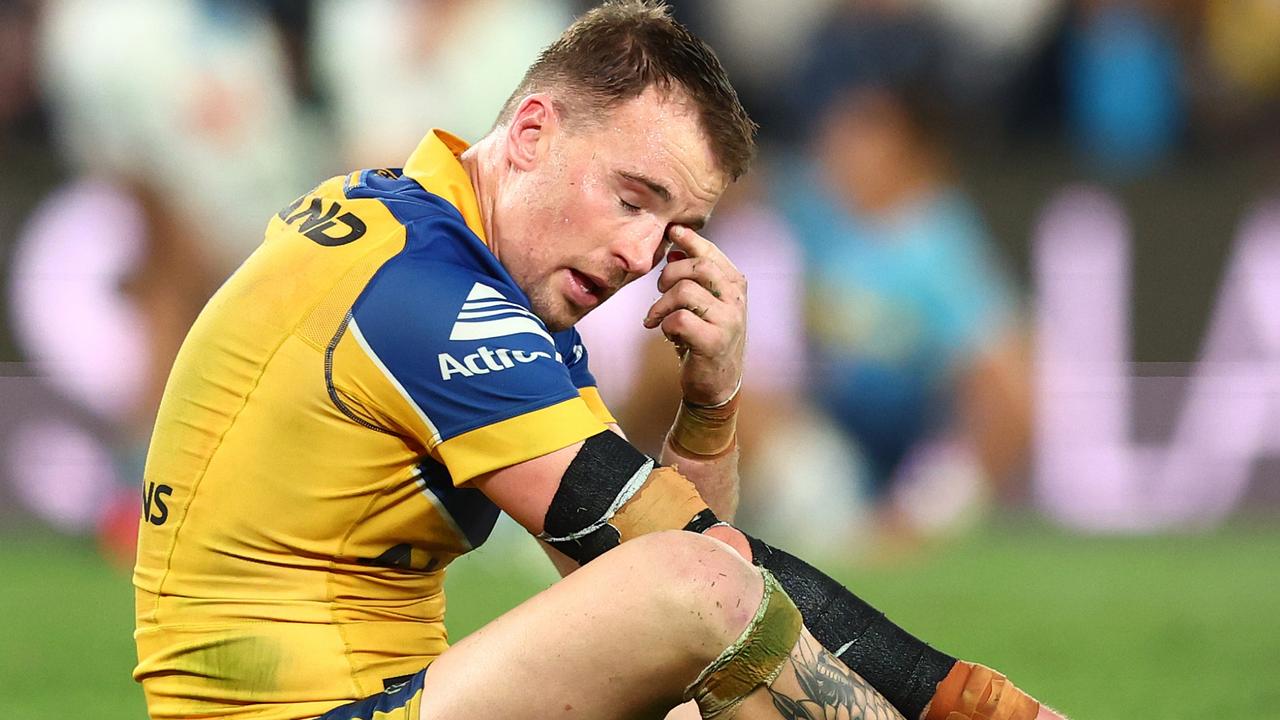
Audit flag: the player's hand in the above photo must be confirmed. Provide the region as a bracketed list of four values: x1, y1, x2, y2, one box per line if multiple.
[642, 224, 745, 407]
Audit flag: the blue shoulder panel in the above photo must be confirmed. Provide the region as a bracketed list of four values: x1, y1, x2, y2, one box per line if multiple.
[346, 172, 583, 443]
[555, 327, 598, 390]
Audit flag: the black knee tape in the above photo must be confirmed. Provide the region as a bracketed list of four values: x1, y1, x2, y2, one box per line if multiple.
[538, 431, 653, 564]
[745, 536, 955, 720]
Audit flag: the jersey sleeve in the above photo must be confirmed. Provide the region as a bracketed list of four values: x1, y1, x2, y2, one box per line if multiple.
[341, 217, 606, 484]
[554, 326, 617, 426]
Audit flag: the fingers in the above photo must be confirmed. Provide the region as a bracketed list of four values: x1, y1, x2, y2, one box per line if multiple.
[658, 302, 722, 360]
[667, 224, 715, 259]
[654, 227, 747, 405]
[657, 226, 745, 301]
[657, 255, 738, 299]
[645, 225, 746, 348]
[643, 278, 719, 329]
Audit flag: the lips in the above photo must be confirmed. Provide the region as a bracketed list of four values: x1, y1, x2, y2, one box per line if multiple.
[566, 269, 607, 308]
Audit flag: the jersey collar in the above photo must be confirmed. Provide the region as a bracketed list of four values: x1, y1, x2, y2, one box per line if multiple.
[403, 129, 488, 246]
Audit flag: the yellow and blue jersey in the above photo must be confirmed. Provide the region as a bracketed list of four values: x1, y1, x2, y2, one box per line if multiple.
[133, 130, 614, 720]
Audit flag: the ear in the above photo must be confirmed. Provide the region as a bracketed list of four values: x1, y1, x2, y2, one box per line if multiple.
[505, 94, 559, 172]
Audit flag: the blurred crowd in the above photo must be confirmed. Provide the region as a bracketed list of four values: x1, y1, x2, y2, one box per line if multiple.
[3, 0, 1280, 562]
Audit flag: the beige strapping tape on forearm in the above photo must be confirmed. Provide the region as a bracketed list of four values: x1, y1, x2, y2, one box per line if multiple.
[683, 569, 802, 719]
[668, 389, 740, 458]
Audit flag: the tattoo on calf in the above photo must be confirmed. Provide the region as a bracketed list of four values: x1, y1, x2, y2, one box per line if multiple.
[766, 636, 903, 720]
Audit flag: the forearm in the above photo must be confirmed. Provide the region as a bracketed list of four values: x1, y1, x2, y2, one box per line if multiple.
[660, 432, 740, 520]
[663, 383, 742, 520]
[538, 538, 579, 578]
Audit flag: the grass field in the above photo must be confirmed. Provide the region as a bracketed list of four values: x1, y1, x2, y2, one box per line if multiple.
[2, 516, 1278, 719]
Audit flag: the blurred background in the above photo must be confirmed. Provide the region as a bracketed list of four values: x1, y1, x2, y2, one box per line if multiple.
[2, 0, 1279, 717]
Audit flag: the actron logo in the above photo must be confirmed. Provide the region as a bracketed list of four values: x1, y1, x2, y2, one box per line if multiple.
[438, 346, 553, 380]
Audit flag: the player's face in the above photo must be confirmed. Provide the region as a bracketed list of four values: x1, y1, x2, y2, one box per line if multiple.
[495, 88, 728, 331]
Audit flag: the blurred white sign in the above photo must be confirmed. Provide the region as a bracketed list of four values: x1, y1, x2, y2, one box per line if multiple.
[1035, 186, 1280, 530]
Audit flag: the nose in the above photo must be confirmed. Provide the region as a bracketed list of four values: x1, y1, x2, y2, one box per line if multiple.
[613, 222, 666, 277]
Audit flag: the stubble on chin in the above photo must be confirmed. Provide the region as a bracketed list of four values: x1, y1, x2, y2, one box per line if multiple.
[539, 306, 581, 333]
[524, 284, 575, 333]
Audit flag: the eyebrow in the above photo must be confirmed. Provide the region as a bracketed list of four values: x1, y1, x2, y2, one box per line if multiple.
[618, 171, 671, 202]
[617, 171, 709, 231]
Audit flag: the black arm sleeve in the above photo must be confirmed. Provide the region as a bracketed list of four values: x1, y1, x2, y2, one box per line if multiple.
[745, 535, 955, 720]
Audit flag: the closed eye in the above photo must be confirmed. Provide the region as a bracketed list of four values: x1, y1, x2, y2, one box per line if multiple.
[618, 197, 642, 213]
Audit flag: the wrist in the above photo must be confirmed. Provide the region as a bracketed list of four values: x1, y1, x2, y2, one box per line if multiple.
[668, 390, 739, 458]
[684, 376, 742, 410]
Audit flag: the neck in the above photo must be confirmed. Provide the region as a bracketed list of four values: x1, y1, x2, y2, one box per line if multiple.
[460, 135, 501, 258]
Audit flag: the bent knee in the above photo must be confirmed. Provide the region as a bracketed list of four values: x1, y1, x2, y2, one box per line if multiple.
[611, 531, 764, 643]
[616, 529, 753, 586]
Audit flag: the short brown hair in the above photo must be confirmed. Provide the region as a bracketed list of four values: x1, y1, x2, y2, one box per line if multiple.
[496, 0, 757, 180]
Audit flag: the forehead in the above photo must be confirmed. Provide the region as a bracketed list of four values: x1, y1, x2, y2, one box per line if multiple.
[577, 88, 728, 204]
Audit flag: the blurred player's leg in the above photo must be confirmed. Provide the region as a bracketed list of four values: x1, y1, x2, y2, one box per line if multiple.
[406, 530, 903, 720]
